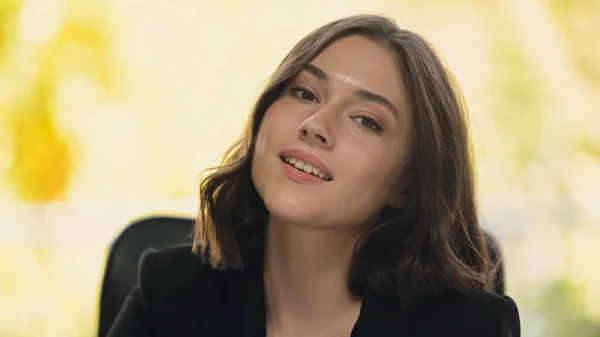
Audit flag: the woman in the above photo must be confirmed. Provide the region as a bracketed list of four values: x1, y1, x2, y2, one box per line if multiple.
[108, 14, 520, 337]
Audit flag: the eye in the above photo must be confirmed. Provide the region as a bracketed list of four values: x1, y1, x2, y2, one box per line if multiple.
[353, 116, 382, 133]
[290, 87, 319, 103]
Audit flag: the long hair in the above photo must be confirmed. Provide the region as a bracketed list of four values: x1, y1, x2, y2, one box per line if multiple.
[193, 14, 494, 309]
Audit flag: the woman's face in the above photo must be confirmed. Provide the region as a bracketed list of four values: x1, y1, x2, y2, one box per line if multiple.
[251, 35, 411, 230]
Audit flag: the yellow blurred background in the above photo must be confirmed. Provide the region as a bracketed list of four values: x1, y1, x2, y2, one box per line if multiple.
[0, 0, 599, 336]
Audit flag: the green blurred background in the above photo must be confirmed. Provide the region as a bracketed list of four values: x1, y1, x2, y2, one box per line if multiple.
[0, 0, 599, 336]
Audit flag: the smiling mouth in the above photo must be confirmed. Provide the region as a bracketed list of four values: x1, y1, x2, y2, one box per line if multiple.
[280, 156, 332, 181]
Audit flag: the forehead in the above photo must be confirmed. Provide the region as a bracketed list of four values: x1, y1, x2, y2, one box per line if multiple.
[308, 35, 407, 112]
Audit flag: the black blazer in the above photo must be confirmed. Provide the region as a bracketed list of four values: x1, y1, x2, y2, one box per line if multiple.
[107, 244, 520, 337]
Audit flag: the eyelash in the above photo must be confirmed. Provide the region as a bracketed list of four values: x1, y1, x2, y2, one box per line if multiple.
[353, 115, 382, 133]
[288, 87, 383, 133]
[289, 87, 319, 103]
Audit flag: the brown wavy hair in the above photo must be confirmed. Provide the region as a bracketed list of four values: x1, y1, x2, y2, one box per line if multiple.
[193, 14, 496, 309]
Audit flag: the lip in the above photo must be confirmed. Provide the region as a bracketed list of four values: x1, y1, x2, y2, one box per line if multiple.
[279, 148, 334, 180]
[279, 159, 328, 184]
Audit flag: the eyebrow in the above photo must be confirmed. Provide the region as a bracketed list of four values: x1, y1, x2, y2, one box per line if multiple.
[354, 89, 399, 118]
[304, 63, 329, 82]
[302, 63, 400, 118]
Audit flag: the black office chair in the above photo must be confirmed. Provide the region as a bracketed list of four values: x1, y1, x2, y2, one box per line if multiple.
[97, 215, 505, 337]
[97, 215, 194, 337]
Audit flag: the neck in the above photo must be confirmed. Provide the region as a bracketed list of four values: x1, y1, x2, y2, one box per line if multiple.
[263, 216, 362, 336]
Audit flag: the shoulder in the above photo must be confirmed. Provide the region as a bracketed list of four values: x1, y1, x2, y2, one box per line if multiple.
[356, 289, 520, 337]
[119, 244, 257, 336]
[361, 289, 519, 336]
[136, 244, 225, 310]
[418, 289, 520, 336]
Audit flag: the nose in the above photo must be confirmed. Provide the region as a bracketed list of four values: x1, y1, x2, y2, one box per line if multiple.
[298, 110, 335, 148]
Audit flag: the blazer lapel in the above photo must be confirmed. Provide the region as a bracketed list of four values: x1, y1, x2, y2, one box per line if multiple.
[351, 293, 416, 337]
[221, 258, 266, 337]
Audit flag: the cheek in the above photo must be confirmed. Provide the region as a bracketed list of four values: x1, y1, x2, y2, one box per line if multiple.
[339, 143, 388, 178]
[252, 105, 297, 179]
[337, 143, 406, 200]
[254, 126, 269, 158]
[254, 109, 280, 157]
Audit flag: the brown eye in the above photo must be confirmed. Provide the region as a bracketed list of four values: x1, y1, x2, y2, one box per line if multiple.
[290, 87, 318, 103]
[353, 116, 382, 133]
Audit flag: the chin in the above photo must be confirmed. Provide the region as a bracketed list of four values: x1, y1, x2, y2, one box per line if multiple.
[261, 189, 325, 227]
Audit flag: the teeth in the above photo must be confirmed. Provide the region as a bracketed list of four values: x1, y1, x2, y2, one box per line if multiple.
[282, 156, 330, 181]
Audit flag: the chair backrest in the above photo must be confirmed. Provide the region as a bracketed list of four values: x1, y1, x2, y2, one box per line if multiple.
[97, 216, 194, 337]
[98, 216, 505, 336]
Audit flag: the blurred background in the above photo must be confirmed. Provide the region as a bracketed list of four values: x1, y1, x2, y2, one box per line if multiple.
[0, 0, 598, 336]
